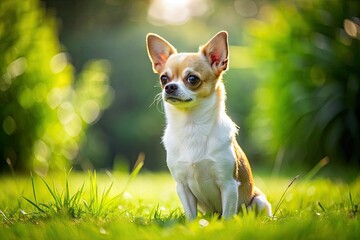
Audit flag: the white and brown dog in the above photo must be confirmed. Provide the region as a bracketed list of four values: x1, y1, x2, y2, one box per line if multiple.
[146, 31, 272, 220]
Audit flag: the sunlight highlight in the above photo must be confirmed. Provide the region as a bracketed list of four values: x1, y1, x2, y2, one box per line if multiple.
[50, 53, 68, 73]
[34, 140, 51, 163]
[234, 0, 258, 17]
[80, 100, 100, 124]
[47, 87, 66, 109]
[147, 0, 209, 25]
[344, 18, 360, 39]
[7, 57, 26, 79]
[57, 102, 82, 137]
[61, 139, 79, 161]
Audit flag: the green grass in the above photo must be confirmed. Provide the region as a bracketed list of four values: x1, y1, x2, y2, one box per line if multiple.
[0, 167, 359, 240]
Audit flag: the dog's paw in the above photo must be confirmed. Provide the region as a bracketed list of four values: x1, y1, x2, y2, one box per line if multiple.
[249, 194, 272, 217]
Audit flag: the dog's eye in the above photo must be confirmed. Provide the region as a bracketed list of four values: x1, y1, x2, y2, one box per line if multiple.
[160, 75, 169, 85]
[187, 75, 200, 85]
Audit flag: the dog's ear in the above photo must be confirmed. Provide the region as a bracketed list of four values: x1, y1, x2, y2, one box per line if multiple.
[146, 33, 177, 73]
[201, 31, 229, 76]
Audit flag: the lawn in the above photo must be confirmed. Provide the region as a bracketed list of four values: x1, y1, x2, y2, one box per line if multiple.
[0, 167, 359, 240]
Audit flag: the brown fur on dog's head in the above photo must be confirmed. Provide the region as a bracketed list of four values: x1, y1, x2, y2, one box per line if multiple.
[146, 31, 229, 103]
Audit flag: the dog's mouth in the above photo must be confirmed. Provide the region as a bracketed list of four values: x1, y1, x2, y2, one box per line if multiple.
[165, 96, 193, 103]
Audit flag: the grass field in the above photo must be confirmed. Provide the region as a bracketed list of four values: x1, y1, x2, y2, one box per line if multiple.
[0, 166, 359, 239]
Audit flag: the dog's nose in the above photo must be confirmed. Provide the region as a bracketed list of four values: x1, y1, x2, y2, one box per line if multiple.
[165, 83, 178, 95]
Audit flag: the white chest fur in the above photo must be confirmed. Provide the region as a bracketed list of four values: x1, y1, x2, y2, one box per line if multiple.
[162, 93, 239, 213]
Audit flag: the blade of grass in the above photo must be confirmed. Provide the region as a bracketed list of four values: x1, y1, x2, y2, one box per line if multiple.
[23, 197, 45, 213]
[40, 177, 62, 208]
[0, 210, 11, 224]
[30, 172, 37, 205]
[6, 158, 15, 177]
[64, 169, 71, 209]
[318, 201, 327, 213]
[273, 175, 299, 217]
[349, 192, 354, 211]
[304, 156, 329, 181]
[99, 182, 114, 210]
[120, 152, 145, 195]
[69, 181, 85, 205]
[349, 192, 358, 217]
[88, 171, 98, 212]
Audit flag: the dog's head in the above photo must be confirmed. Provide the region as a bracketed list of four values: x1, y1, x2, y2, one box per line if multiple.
[146, 31, 229, 108]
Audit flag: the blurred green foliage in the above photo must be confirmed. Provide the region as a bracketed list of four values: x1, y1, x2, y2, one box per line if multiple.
[45, 0, 265, 171]
[1, 0, 359, 173]
[246, 0, 360, 168]
[0, 0, 112, 174]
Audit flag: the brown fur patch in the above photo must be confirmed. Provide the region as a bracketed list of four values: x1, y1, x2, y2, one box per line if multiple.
[232, 137, 255, 206]
[164, 53, 219, 98]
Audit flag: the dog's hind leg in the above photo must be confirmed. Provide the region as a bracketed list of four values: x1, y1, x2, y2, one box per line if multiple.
[249, 186, 272, 217]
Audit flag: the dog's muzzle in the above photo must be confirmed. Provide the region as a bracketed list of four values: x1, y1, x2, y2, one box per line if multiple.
[163, 83, 192, 103]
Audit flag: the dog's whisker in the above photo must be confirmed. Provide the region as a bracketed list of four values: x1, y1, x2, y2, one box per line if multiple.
[155, 93, 164, 114]
[149, 92, 164, 114]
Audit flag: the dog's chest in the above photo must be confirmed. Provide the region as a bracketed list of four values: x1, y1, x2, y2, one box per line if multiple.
[163, 121, 235, 212]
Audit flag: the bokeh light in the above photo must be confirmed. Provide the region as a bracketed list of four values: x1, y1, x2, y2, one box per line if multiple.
[147, 0, 209, 25]
[50, 53, 68, 73]
[344, 18, 360, 39]
[2, 116, 16, 135]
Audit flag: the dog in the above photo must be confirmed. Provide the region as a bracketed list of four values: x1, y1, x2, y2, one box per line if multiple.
[146, 31, 272, 220]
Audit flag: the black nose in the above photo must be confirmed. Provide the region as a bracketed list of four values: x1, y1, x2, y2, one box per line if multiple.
[165, 83, 178, 95]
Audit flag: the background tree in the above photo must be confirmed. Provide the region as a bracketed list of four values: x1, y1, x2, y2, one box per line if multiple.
[0, 0, 112, 174]
[246, 0, 360, 169]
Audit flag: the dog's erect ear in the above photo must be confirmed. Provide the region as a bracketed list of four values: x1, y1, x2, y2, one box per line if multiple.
[201, 31, 229, 76]
[146, 33, 177, 73]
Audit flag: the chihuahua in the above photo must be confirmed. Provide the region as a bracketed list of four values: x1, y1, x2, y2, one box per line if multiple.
[146, 31, 272, 220]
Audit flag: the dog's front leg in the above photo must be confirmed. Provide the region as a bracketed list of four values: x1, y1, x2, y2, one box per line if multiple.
[219, 180, 238, 219]
[176, 183, 197, 220]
